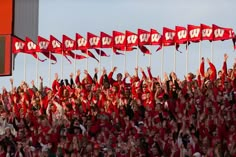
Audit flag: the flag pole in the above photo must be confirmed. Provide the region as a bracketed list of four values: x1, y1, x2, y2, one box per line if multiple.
[186, 43, 188, 75]
[61, 51, 64, 79]
[136, 48, 139, 68]
[36, 52, 39, 88]
[111, 50, 113, 71]
[74, 51, 76, 77]
[48, 52, 51, 86]
[199, 42, 201, 65]
[148, 49, 151, 67]
[124, 47, 126, 74]
[211, 41, 214, 62]
[24, 54, 26, 82]
[86, 50, 88, 71]
[161, 44, 164, 79]
[99, 49, 102, 79]
[174, 43, 176, 72]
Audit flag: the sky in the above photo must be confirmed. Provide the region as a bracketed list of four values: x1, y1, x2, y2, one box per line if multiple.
[1, 0, 236, 90]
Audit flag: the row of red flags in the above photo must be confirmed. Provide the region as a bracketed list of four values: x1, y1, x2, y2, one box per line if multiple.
[12, 24, 236, 63]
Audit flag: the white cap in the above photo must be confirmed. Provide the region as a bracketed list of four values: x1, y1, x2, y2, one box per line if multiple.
[193, 152, 201, 157]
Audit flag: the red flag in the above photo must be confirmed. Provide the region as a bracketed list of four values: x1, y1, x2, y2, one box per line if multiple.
[24, 37, 46, 62]
[150, 29, 162, 51]
[212, 24, 234, 41]
[49, 35, 62, 53]
[126, 30, 138, 47]
[138, 28, 150, 46]
[62, 35, 76, 51]
[112, 48, 124, 55]
[38, 36, 57, 63]
[87, 32, 101, 49]
[101, 32, 113, 48]
[163, 27, 176, 46]
[81, 49, 99, 62]
[64, 50, 87, 60]
[75, 33, 88, 50]
[12, 36, 25, 54]
[138, 45, 151, 55]
[201, 24, 213, 41]
[233, 35, 236, 50]
[113, 31, 126, 50]
[175, 26, 188, 44]
[95, 49, 110, 57]
[150, 29, 162, 45]
[187, 25, 201, 42]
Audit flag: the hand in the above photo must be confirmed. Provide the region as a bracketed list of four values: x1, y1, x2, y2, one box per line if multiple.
[77, 69, 81, 76]
[125, 72, 130, 78]
[206, 58, 211, 63]
[94, 68, 98, 74]
[201, 57, 204, 62]
[84, 70, 88, 75]
[69, 73, 73, 78]
[39, 76, 43, 81]
[224, 53, 228, 62]
[112, 66, 117, 72]
[9, 78, 13, 84]
[140, 67, 144, 72]
[147, 66, 151, 71]
[164, 72, 168, 80]
[31, 80, 34, 86]
[102, 68, 106, 75]
[135, 67, 138, 72]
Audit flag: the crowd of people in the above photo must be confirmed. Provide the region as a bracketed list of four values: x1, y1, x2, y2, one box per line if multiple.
[0, 54, 236, 157]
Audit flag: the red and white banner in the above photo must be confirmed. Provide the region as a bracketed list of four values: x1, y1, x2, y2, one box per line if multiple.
[38, 36, 50, 52]
[75, 33, 88, 50]
[62, 35, 76, 51]
[162, 27, 176, 46]
[212, 24, 234, 41]
[187, 25, 201, 42]
[100, 32, 113, 48]
[201, 24, 213, 41]
[138, 29, 150, 45]
[25, 37, 39, 53]
[38, 36, 57, 63]
[25, 37, 46, 62]
[126, 30, 138, 47]
[113, 31, 126, 50]
[87, 32, 101, 49]
[150, 29, 162, 45]
[49, 35, 62, 53]
[175, 26, 188, 44]
[12, 36, 25, 54]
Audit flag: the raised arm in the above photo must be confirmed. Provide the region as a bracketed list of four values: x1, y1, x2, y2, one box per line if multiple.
[207, 58, 217, 81]
[147, 66, 153, 80]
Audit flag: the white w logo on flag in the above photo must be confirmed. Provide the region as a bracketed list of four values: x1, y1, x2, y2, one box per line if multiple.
[39, 41, 49, 49]
[165, 32, 175, 40]
[202, 29, 212, 37]
[214, 29, 224, 38]
[27, 42, 36, 50]
[139, 34, 150, 42]
[115, 35, 125, 44]
[65, 40, 74, 48]
[127, 35, 137, 44]
[102, 37, 112, 45]
[177, 30, 187, 39]
[77, 38, 87, 47]
[15, 42, 24, 50]
[52, 40, 61, 48]
[151, 33, 161, 42]
[89, 37, 99, 46]
[189, 29, 200, 38]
